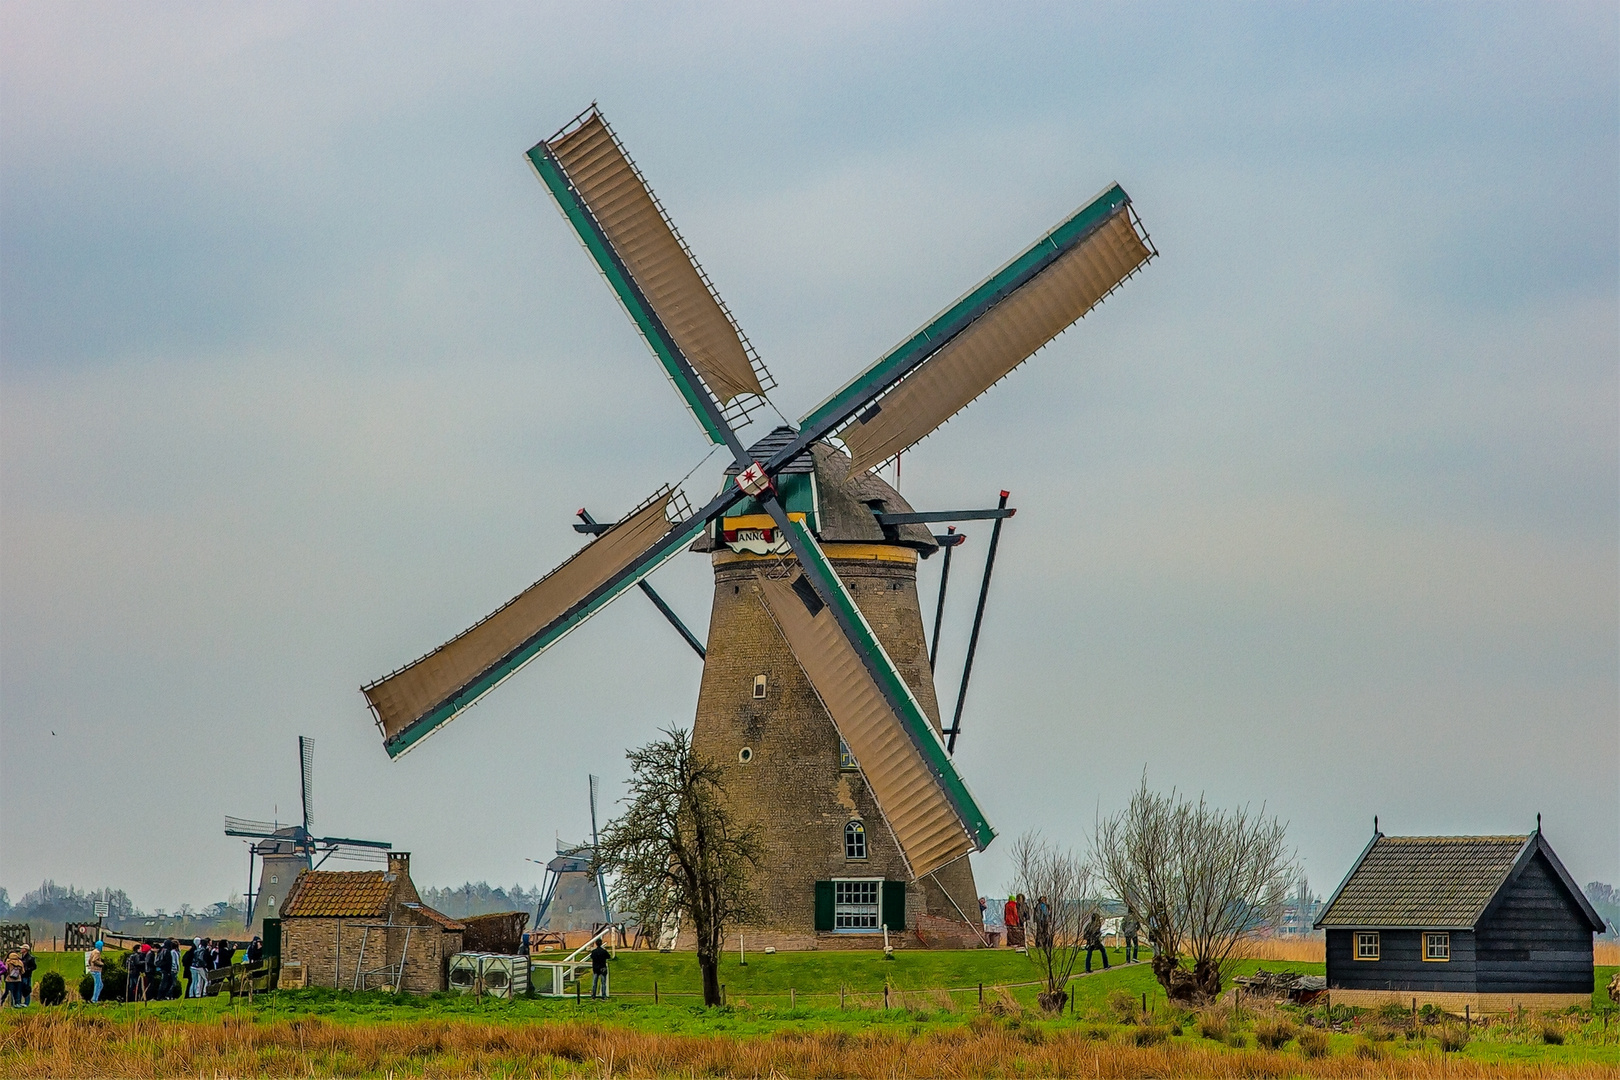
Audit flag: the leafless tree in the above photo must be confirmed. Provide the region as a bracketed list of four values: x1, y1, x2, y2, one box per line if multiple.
[594, 728, 763, 1006]
[1009, 830, 1096, 1013]
[1093, 777, 1293, 1003]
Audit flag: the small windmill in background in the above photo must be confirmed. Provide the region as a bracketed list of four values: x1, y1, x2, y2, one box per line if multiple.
[531, 774, 611, 939]
[225, 736, 393, 932]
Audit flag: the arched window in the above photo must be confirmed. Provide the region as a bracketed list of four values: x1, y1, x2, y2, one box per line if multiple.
[844, 820, 867, 860]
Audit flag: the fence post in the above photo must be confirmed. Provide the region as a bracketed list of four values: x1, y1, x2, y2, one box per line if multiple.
[653, 980, 658, 1005]
[790, 987, 795, 1010]
[840, 985, 845, 1010]
[978, 982, 983, 1006]
[884, 983, 890, 1010]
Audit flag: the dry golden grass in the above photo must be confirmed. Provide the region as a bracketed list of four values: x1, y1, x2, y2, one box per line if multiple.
[1230, 937, 1326, 962]
[1595, 940, 1620, 966]
[2, 1011, 1616, 1079]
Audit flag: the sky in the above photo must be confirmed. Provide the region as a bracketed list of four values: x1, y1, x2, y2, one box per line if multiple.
[1, 2, 1615, 914]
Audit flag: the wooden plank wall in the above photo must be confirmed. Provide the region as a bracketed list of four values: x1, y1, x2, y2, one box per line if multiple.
[1475, 853, 1594, 994]
[1326, 929, 1477, 992]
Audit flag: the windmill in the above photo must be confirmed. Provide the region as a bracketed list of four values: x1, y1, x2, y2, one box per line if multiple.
[362, 106, 1155, 938]
[225, 736, 393, 931]
[532, 775, 612, 937]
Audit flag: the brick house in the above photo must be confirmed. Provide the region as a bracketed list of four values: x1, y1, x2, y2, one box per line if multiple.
[280, 852, 466, 993]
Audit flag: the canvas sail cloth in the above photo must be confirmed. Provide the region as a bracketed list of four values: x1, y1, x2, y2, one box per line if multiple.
[364, 493, 677, 751]
[545, 112, 763, 405]
[756, 573, 984, 880]
[838, 204, 1152, 472]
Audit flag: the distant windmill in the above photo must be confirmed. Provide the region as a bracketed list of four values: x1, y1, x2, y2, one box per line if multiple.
[225, 737, 392, 931]
[533, 775, 610, 935]
[362, 105, 1155, 937]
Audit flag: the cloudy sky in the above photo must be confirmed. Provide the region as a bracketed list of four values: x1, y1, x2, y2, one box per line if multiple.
[2, 2, 1615, 913]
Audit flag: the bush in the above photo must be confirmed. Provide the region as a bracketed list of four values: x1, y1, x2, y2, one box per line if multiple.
[1107, 988, 1140, 1023]
[77, 965, 126, 1004]
[1297, 1029, 1330, 1058]
[1255, 1018, 1296, 1049]
[1378, 1001, 1410, 1024]
[1541, 1023, 1565, 1046]
[1131, 1025, 1168, 1046]
[1352, 1036, 1384, 1060]
[38, 971, 65, 1006]
[1198, 1014, 1228, 1041]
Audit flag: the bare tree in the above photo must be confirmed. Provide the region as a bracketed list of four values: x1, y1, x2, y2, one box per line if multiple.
[1093, 777, 1293, 1003]
[594, 728, 763, 1006]
[1009, 830, 1095, 1013]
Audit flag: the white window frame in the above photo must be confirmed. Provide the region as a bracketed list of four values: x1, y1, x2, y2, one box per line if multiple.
[1423, 932, 1450, 961]
[832, 877, 882, 932]
[1355, 931, 1380, 960]
[844, 820, 867, 860]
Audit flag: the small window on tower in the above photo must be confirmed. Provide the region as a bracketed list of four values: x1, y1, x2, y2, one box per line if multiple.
[839, 739, 858, 770]
[753, 675, 767, 699]
[270, 876, 278, 885]
[844, 821, 867, 860]
[268, 895, 276, 908]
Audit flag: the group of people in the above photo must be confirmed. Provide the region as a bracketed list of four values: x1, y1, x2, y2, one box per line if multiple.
[3, 945, 38, 1006]
[993, 895, 1142, 972]
[80, 935, 262, 1003]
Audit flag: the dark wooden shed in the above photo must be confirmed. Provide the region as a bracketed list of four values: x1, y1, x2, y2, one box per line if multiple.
[1314, 829, 1602, 1011]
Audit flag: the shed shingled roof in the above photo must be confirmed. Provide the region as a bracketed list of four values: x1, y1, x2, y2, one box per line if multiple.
[280, 870, 395, 918]
[1316, 835, 1530, 929]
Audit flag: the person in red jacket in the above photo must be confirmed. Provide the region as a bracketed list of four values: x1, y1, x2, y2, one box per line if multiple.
[1003, 895, 1024, 948]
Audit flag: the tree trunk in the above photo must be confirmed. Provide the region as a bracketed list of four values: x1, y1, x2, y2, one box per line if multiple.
[698, 951, 722, 1007]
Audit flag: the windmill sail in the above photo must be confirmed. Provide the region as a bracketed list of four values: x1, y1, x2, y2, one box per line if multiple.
[756, 520, 993, 880]
[299, 736, 315, 834]
[802, 185, 1153, 472]
[530, 109, 767, 438]
[363, 489, 705, 758]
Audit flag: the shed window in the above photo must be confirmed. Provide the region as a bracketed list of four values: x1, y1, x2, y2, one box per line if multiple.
[1424, 932, 1450, 961]
[1355, 931, 1379, 960]
[844, 821, 867, 860]
[833, 879, 881, 931]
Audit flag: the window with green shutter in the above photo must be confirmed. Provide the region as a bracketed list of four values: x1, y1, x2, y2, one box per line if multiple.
[814, 881, 834, 932]
[881, 880, 906, 931]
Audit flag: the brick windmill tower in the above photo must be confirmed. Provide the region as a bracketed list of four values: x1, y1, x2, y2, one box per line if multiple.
[361, 107, 1156, 944]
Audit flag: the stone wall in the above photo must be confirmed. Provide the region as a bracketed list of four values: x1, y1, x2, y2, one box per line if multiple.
[281, 916, 456, 994]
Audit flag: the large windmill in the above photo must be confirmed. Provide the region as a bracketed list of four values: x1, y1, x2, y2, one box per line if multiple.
[225, 737, 392, 931]
[362, 106, 1154, 941]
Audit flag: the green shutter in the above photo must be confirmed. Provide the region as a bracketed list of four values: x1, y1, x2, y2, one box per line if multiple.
[814, 881, 834, 932]
[882, 881, 906, 931]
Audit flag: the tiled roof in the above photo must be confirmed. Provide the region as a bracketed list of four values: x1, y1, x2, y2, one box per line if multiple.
[402, 903, 466, 932]
[1316, 835, 1530, 928]
[280, 870, 395, 918]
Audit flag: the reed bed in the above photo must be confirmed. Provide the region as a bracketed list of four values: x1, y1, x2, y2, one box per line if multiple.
[2, 1010, 1615, 1079]
[1230, 937, 1326, 962]
[1596, 941, 1620, 967]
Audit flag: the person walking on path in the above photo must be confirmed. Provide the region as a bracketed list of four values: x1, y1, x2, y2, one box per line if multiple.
[588, 941, 611, 999]
[157, 939, 178, 1000]
[19, 945, 36, 1005]
[123, 946, 142, 1002]
[87, 941, 105, 1003]
[5, 951, 25, 1006]
[1083, 910, 1110, 973]
[1121, 912, 1140, 962]
[191, 939, 209, 997]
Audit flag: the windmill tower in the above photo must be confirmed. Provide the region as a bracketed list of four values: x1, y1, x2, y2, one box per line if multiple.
[225, 736, 392, 932]
[361, 106, 1155, 943]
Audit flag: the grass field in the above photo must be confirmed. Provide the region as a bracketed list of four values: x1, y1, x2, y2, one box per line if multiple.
[3, 951, 1615, 1077]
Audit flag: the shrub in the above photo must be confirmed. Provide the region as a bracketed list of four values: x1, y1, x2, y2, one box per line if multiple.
[1352, 1036, 1384, 1060]
[77, 967, 127, 1004]
[1378, 1001, 1410, 1024]
[38, 971, 66, 1006]
[1364, 1023, 1393, 1042]
[1418, 1003, 1445, 1025]
[1541, 1023, 1565, 1046]
[1297, 1028, 1330, 1058]
[1131, 1025, 1168, 1046]
[1254, 1018, 1296, 1049]
[1439, 1025, 1470, 1052]
[1107, 988, 1140, 1023]
[1198, 1014, 1228, 1041]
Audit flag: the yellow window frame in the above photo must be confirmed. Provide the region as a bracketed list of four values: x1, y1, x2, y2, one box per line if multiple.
[1423, 932, 1450, 961]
